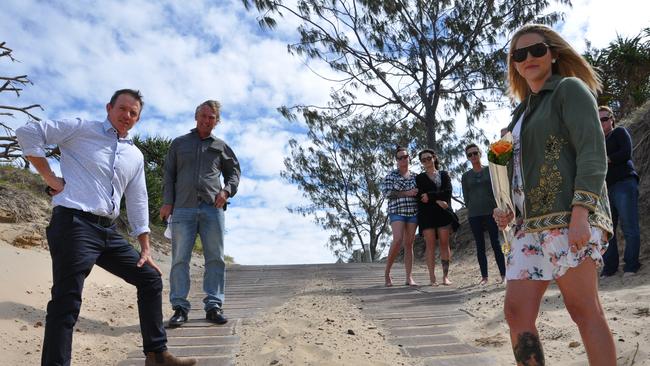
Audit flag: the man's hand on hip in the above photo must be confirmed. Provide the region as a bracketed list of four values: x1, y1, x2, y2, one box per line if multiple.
[45, 176, 66, 196]
[27, 156, 65, 195]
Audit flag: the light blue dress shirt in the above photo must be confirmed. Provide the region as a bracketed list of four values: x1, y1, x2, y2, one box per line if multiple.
[16, 118, 150, 237]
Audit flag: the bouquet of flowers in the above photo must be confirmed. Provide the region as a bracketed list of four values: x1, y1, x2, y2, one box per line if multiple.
[488, 139, 514, 165]
[488, 133, 515, 255]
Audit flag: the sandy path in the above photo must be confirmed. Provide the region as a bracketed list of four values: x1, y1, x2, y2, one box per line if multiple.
[236, 279, 416, 366]
[0, 223, 174, 366]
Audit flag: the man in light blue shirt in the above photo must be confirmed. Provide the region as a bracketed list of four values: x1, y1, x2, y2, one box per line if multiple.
[16, 89, 195, 366]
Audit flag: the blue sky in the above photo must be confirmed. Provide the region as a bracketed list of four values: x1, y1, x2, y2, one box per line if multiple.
[1, 0, 647, 264]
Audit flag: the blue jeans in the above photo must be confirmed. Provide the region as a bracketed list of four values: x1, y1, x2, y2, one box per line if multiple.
[170, 202, 226, 312]
[43, 207, 166, 366]
[602, 177, 641, 274]
[468, 215, 506, 278]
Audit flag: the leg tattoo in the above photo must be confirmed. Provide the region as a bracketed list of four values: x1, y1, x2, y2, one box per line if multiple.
[441, 259, 450, 277]
[513, 332, 545, 365]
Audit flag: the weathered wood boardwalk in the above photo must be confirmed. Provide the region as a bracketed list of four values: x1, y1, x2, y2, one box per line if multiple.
[117, 263, 495, 366]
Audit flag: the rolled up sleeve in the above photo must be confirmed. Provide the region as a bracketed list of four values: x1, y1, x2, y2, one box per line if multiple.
[125, 159, 150, 237]
[16, 118, 82, 157]
[381, 174, 395, 197]
[221, 144, 241, 197]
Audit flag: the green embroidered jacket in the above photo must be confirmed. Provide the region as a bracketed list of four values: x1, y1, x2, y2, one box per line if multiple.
[506, 75, 613, 239]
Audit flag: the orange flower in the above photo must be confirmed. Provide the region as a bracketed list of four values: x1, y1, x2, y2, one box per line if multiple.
[490, 140, 513, 155]
[488, 139, 514, 165]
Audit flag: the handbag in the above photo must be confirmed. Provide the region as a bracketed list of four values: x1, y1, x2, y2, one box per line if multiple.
[439, 171, 460, 232]
[445, 207, 460, 232]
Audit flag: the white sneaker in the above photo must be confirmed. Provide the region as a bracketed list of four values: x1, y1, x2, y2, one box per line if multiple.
[600, 271, 616, 279]
[623, 272, 637, 278]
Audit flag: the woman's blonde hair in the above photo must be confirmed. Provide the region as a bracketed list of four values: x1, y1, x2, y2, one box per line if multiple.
[507, 24, 602, 102]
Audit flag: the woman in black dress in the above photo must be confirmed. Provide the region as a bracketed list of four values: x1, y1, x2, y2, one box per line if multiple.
[416, 149, 453, 285]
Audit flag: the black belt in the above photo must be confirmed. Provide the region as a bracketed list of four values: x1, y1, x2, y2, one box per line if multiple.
[56, 206, 115, 227]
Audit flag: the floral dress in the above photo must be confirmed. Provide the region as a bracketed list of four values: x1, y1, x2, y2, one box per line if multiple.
[506, 116, 608, 280]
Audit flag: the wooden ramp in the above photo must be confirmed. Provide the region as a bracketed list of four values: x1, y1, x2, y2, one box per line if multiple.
[118, 263, 495, 366]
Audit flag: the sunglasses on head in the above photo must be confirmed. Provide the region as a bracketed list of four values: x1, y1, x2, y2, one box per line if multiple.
[396, 155, 409, 161]
[511, 42, 549, 63]
[466, 151, 480, 158]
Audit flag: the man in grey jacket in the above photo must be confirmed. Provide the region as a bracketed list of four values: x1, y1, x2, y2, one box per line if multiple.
[159, 100, 240, 327]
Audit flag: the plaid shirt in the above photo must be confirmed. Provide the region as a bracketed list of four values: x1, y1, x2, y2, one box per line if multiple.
[382, 169, 418, 216]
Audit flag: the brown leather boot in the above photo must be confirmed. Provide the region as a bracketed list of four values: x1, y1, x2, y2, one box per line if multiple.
[144, 351, 196, 366]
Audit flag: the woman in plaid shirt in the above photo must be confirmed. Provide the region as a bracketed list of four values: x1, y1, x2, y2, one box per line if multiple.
[382, 147, 419, 287]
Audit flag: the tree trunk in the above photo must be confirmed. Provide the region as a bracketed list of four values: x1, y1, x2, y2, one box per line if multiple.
[363, 243, 372, 262]
[370, 238, 376, 262]
[425, 111, 436, 148]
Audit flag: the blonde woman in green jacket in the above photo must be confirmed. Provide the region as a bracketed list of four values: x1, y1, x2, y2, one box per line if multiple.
[494, 24, 616, 365]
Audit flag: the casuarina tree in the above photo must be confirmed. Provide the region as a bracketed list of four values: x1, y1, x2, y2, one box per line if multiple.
[282, 111, 412, 261]
[243, 0, 570, 164]
[584, 28, 650, 118]
[243, 0, 571, 259]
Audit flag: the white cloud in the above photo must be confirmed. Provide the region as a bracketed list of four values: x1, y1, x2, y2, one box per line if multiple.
[230, 117, 294, 177]
[560, 0, 648, 51]
[237, 176, 308, 207]
[1, 0, 340, 266]
[226, 206, 336, 265]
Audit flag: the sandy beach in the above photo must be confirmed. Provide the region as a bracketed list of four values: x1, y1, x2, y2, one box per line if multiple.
[451, 251, 650, 366]
[3, 218, 648, 366]
[0, 221, 155, 365]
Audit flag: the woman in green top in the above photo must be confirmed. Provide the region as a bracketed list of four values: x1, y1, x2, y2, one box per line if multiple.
[494, 24, 615, 365]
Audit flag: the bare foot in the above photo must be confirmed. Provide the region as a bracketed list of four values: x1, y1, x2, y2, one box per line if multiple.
[385, 274, 393, 287]
[430, 276, 438, 286]
[498, 276, 506, 284]
[442, 277, 453, 286]
[406, 277, 418, 286]
[478, 278, 488, 286]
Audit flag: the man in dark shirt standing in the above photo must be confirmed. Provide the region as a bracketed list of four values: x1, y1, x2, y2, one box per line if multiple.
[160, 100, 240, 327]
[599, 105, 641, 277]
[461, 144, 506, 285]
